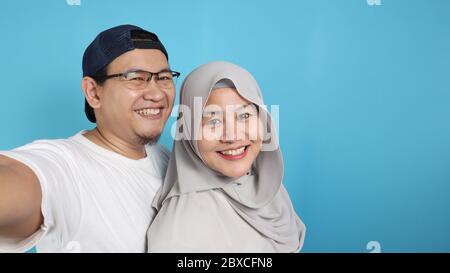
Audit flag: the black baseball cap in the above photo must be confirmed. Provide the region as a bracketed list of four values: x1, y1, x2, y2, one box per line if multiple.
[82, 24, 169, 123]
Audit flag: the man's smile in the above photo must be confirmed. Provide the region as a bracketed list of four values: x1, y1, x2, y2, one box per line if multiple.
[134, 107, 163, 119]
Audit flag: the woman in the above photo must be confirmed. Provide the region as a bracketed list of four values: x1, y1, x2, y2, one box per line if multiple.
[147, 61, 306, 252]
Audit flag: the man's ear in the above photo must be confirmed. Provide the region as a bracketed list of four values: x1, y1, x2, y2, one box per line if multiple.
[81, 77, 102, 110]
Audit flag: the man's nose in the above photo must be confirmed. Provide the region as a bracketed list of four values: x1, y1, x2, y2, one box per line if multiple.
[142, 79, 164, 102]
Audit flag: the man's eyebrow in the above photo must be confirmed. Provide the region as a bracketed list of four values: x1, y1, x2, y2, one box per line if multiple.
[123, 67, 171, 74]
[156, 68, 172, 73]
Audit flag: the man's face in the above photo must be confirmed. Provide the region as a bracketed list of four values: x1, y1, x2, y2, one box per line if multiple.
[95, 49, 175, 145]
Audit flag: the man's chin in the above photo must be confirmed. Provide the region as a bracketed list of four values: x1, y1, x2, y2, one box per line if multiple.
[132, 121, 165, 145]
[135, 133, 161, 146]
[132, 126, 162, 145]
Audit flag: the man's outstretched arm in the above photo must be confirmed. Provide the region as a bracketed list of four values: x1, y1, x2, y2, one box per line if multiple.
[0, 155, 43, 239]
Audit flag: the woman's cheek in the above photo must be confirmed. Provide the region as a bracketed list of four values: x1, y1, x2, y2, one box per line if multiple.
[247, 117, 262, 141]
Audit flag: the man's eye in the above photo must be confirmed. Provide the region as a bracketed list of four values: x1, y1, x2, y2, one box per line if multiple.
[129, 77, 146, 81]
[124, 72, 148, 81]
[158, 73, 173, 81]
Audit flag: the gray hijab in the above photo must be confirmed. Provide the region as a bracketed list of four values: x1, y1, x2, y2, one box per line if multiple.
[152, 61, 305, 252]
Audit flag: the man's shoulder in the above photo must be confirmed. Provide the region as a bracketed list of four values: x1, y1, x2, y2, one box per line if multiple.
[0, 134, 86, 187]
[14, 135, 80, 153]
[1, 133, 85, 164]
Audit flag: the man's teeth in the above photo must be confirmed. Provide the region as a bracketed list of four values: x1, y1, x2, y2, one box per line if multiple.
[135, 108, 161, 116]
[220, 146, 246, 156]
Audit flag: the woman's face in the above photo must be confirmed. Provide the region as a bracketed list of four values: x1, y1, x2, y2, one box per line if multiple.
[197, 88, 263, 178]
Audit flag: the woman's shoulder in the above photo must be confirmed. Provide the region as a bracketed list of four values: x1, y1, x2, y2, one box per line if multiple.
[152, 190, 232, 226]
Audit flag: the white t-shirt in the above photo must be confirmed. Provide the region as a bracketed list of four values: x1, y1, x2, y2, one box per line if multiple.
[0, 131, 169, 253]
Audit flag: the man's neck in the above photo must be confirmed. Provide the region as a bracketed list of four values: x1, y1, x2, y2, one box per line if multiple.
[83, 127, 147, 160]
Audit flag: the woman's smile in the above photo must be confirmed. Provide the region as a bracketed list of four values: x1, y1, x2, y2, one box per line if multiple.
[216, 145, 250, 160]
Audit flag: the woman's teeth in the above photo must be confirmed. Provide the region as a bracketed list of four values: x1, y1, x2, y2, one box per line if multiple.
[135, 108, 161, 116]
[220, 146, 246, 156]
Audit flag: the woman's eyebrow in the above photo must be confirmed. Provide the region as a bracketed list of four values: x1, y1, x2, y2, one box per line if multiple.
[202, 104, 253, 116]
[202, 110, 222, 116]
[234, 103, 253, 112]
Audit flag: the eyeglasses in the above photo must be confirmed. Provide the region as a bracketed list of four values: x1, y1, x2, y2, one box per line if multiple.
[98, 69, 181, 90]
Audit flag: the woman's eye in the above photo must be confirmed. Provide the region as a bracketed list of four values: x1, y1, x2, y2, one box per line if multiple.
[207, 118, 222, 127]
[238, 112, 251, 120]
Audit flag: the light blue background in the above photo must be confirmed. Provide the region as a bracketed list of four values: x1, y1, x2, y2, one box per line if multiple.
[1, 0, 449, 252]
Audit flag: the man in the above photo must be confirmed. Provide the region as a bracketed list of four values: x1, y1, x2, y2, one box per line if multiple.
[0, 24, 179, 252]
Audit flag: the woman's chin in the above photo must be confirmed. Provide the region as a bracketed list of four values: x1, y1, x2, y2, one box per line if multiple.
[218, 167, 251, 178]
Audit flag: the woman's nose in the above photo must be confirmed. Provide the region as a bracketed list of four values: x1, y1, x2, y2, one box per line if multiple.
[221, 118, 247, 142]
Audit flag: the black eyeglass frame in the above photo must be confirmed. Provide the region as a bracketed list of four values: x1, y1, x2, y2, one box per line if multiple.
[94, 69, 181, 85]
